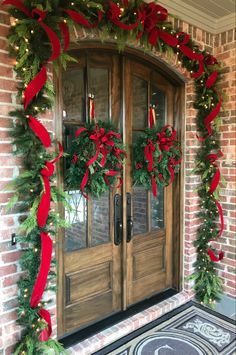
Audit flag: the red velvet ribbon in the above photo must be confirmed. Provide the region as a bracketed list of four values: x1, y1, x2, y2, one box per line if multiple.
[204, 97, 222, 136]
[63, 9, 103, 28]
[157, 125, 176, 151]
[107, 2, 139, 30]
[206, 71, 218, 88]
[151, 175, 157, 197]
[138, 2, 168, 40]
[37, 143, 63, 231]
[59, 22, 70, 52]
[27, 115, 51, 148]
[24, 66, 47, 110]
[144, 139, 155, 172]
[149, 106, 156, 128]
[206, 151, 223, 194]
[30, 232, 53, 308]
[149, 28, 178, 47]
[38, 309, 52, 341]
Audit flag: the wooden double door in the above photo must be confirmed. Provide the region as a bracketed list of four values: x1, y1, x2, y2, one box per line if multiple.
[58, 49, 181, 335]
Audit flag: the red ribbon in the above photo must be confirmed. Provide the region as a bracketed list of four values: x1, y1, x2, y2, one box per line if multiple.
[30, 232, 53, 308]
[151, 175, 157, 197]
[38, 309, 52, 341]
[206, 151, 223, 194]
[206, 71, 218, 88]
[107, 2, 139, 30]
[27, 115, 51, 148]
[24, 66, 47, 110]
[37, 143, 63, 227]
[149, 106, 156, 128]
[144, 139, 155, 172]
[63, 9, 103, 28]
[37, 162, 54, 228]
[176, 32, 203, 61]
[148, 28, 178, 47]
[204, 98, 222, 136]
[157, 125, 176, 151]
[59, 22, 70, 52]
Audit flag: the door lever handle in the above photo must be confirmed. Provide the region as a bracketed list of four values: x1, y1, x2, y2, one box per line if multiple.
[127, 218, 133, 243]
[126, 193, 133, 243]
[114, 194, 122, 246]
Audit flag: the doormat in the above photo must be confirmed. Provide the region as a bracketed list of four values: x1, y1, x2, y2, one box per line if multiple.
[93, 301, 236, 355]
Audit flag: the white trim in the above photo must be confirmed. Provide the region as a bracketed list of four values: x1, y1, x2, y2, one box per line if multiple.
[156, 0, 236, 34]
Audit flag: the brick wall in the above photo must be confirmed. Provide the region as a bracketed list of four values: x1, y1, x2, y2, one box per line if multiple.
[0, 5, 235, 354]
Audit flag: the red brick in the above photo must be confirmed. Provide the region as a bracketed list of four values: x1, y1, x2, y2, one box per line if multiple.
[2, 251, 21, 264]
[0, 264, 17, 277]
[3, 273, 22, 287]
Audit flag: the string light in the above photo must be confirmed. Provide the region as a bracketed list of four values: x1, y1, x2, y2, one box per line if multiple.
[34, 248, 38, 252]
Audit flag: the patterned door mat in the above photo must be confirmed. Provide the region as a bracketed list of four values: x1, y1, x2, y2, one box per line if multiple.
[93, 301, 236, 355]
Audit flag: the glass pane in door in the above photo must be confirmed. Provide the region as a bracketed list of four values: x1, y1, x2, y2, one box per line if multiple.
[89, 68, 109, 121]
[132, 76, 148, 129]
[151, 86, 166, 129]
[151, 187, 165, 230]
[133, 186, 148, 235]
[64, 191, 87, 251]
[91, 193, 110, 247]
[62, 68, 84, 122]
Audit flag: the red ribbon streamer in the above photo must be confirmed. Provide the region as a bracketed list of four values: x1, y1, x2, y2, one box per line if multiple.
[2, 0, 31, 17]
[149, 28, 178, 47]
[30, 232, 53, 308]
[24, 66, 47, 110]
[206, 71, 218, 88]
[204, 98, 222, 136]
[149, 106, 156, 128]
[38, 309, 52, 341]
[59, 22, 70, 52]
[27, 115, 51, 148]
[37, 162, 54, 228]
[151, 175, 157, 197]
[63, 9, 103, 28]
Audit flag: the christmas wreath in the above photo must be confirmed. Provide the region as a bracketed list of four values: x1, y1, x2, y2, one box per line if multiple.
[65, 121, 126, 198]
[133, 125, 181, 196]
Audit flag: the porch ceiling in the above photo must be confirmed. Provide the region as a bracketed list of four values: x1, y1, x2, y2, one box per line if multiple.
[157, 0, 236, 34]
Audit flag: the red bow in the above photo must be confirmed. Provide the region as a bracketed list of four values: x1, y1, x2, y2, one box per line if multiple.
[157, 125, 176, 151]
[204, 54, 218, 66]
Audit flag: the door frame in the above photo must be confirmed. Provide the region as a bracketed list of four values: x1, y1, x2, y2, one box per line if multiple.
[55, 43, 185, 337]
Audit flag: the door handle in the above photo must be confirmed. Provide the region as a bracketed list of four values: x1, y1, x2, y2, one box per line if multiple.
[126, 193, 133, 242]
[114, 194, 122, 246]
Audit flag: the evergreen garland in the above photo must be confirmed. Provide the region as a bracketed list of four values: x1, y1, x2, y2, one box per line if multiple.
[2, 0, 224, 353]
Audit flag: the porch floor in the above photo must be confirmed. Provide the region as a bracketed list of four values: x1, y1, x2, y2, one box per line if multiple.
[68, 290, 192, 355]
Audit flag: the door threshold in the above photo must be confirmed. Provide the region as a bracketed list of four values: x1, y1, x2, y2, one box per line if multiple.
[60, 288, 177, 348]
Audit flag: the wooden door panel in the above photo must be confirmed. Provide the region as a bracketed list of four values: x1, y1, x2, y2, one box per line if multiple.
[131, 272, 166, 304]
[133, 245, 165, 280]
[65, 291, 113, 332]
[66, 261, 112, 304]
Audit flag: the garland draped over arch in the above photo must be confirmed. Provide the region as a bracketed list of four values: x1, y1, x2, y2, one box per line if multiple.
[3, 0, 224, 353]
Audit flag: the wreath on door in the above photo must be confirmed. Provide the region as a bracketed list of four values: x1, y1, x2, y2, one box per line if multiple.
[133, 124, 182, 196]
[65, 120, 126, 198]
